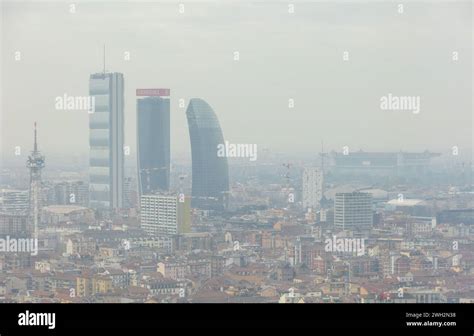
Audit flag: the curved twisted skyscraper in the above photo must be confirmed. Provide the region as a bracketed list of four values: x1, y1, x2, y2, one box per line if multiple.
[186, 98, 229, 210]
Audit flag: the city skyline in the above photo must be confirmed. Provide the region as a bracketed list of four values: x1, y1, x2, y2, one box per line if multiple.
[0, 0, 473, 321]
[1, 1, 472, 161]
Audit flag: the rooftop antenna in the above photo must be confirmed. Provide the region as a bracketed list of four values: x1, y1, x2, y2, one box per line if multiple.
[103, 44, 106, 74]
[320, 140, 324, 174]
[33, 122, 38, 152]
[320, 140, 326, 208]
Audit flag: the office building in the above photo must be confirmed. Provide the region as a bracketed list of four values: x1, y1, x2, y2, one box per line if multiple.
[140, 193, 191, 236]
[0, 213, 30, 236]
[185, 98, 229, 210]
[47, 181, 89, 207]
[0, 189, 29, 214]
[136, 89, 170, 195]
[123, 177, 137, 209]
[89, 72, 125, 210]
[334, 192, 373, 230]
[302, 167, 323, 211]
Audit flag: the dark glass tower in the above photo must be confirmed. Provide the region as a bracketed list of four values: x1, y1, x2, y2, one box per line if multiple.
[137, 96, 170, 195]
[186, 98, 229, 210]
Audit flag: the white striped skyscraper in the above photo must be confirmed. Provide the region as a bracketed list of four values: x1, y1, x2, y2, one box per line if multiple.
[89, 72, 125, 210]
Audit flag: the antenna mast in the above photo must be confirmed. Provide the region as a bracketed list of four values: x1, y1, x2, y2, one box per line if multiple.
[319, 140, 326, 210]
[34, 122, 38, 152]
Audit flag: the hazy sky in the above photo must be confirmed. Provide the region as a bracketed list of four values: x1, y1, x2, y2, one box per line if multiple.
[1, 0, 472, 163]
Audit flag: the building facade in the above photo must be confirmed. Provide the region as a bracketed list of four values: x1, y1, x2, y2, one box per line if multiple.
[185, 98, 229, 210]
[0, 213, 30, 237]
[140, 193, 191, 236]
[334, 192, 373, 230]
[0, 189, 29, 214]
[302, 167, 323, 211]
[89, 72, 125, 210]
[47, 181, 89, 207]
[137, 91, 170, 196]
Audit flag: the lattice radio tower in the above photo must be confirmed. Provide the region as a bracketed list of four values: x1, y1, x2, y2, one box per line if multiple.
[27, 122, 45, 240]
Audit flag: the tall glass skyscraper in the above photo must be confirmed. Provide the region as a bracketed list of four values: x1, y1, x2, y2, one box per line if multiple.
[89, 72, 125, 210]
[137, 91, 170, 196]
[186, 98, 229, 210]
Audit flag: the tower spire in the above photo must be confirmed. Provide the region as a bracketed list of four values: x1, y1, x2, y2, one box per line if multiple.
[321, 140, 325, 170]
[34, 122, 38, 152]
[27, 121, 45, 241]
[320, 140, 326, 206]
[103, 44, 106, 74]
